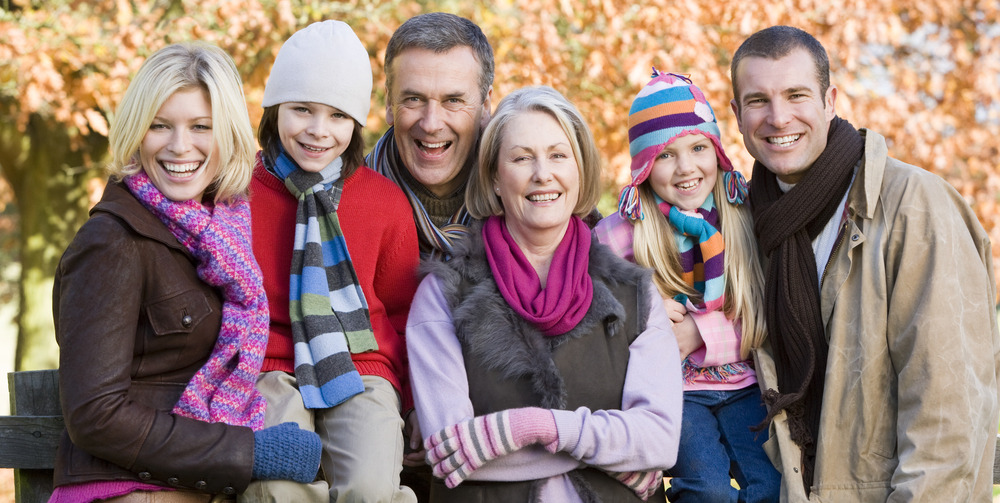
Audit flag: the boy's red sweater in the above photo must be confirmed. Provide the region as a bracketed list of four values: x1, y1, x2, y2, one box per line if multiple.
[249, 155, 420, 411]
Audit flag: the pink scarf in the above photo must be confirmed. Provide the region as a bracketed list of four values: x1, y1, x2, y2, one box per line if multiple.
[482, 216, 593, 336]
[125, 171, 267, 430]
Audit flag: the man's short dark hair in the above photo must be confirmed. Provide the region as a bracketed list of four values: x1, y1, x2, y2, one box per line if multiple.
[730, 26, 830, 108]
[384, 12, 494, 101]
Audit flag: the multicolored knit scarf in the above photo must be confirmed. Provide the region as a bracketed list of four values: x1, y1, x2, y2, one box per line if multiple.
[272, 147, 376, 409]
[366, 126, 472, 260]
[658, 192, 725, 313]
[658, 193, 754, 384]
[125, 170, 267, 430]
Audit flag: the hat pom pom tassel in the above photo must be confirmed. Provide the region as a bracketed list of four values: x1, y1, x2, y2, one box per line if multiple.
[618, 185, 643, 221]
[725, 170, 748, 205]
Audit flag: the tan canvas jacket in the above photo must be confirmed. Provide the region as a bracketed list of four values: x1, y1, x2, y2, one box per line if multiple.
[755, 129, 1000, 502]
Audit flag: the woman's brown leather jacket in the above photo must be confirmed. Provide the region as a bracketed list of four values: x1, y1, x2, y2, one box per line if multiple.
[52, 181, 254, 496]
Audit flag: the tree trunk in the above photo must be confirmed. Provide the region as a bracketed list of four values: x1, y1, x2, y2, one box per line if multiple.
[1, 113, 106, 371]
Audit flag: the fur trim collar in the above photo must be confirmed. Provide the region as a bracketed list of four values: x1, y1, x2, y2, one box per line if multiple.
[422, 220, 651, 408]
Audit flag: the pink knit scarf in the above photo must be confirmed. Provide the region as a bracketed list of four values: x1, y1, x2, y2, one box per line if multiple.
[125, 171, 267, 430]
[482, 216, 593, 336]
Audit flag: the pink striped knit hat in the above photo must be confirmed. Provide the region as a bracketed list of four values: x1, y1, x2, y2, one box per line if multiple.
[617, 70, 748, 220]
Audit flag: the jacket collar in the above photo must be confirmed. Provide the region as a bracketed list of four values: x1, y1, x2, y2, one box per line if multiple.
[92, 180, 192, 257]
[849, 128, 888, 220]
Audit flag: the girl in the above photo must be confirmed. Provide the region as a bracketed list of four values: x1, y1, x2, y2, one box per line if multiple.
[595, 71, 780, 503]
[244, 20, 420, 503]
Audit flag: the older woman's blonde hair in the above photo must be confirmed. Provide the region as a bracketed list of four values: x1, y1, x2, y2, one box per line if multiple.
[107, 42, 255, 203]
[467, 86, 602, 219]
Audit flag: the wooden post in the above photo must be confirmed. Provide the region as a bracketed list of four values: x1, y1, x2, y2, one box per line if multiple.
[3, 370, 61, 503]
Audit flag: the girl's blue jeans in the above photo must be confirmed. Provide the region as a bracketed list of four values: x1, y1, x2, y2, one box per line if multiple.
[665, 386, 780, 503]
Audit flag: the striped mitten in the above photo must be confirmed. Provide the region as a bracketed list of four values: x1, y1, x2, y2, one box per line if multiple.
[606, 470, 663, 500]
[425, 407, 558, 488]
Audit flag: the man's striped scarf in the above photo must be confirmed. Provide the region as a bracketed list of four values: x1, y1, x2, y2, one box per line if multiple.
[659, 193, 753, 384]
[366, 126, 471, 260]
[273, 149, 377, 409]
[125, 170, 268, 430]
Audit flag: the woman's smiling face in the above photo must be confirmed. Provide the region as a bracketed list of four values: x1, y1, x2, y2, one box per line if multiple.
[495, 110, 580, 245]
[139, 87, 220, 202]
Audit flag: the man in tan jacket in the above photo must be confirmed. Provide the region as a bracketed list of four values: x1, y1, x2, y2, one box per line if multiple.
[730, 25, 1000, 502]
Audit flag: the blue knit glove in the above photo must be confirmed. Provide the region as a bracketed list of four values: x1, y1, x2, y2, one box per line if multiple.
[252, 422, 321, 483]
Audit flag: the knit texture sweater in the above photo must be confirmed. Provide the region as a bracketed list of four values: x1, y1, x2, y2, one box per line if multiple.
[250, 160, 420, 411]
[397, 162, 466, 228]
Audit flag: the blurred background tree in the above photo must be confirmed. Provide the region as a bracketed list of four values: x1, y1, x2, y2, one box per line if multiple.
[1, 0, 998, 371]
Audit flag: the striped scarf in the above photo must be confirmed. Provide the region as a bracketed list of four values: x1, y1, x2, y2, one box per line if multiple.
[272, 148, 377, 409]
[366, 126, 471, 260]
[125, 170, 267, 430]
[658, 192, 725, 312]
[659, 193, 753, 384]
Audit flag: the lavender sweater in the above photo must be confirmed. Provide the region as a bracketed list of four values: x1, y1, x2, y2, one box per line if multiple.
[407, 274, 683, 501]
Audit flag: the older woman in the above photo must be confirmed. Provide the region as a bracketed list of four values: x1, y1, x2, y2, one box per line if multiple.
[49, 43, 320, 503]
[406, 86, 683, 502]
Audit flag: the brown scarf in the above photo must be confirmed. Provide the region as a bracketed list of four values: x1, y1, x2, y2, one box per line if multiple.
[749, 116, 863, 492]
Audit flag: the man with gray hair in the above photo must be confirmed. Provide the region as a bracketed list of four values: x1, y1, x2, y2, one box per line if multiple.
[366, 14, 493, 498]
[367, 12, 494, 261]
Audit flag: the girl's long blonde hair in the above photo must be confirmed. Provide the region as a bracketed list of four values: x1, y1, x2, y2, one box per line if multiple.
[631, 176, 766, 358]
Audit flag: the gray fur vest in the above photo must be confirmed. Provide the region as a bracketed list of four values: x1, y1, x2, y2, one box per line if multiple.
[421, 221, 662, 503]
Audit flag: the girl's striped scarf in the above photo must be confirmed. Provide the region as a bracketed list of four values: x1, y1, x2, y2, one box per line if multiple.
[366, 126, 471, 260]
[658, 192, 725, 313]
[125, 170, 267, 430]
[272, 148, 376, 409]
[659, 193, 753, 384]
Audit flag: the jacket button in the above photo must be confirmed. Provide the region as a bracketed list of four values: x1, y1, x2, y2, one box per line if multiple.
[167, 477, 180, 485]
[138, 471, 152, 481]
[851, 234, 860, 241]
[194, 481, 207, 490]
[222, 486, 236, 495]
[181, 315, 193, 328]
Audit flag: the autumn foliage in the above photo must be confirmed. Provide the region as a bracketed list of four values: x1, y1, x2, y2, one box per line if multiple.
[0, 0, 998, 366]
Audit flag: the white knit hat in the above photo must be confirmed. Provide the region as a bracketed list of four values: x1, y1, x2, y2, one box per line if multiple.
[262, 20, 372, 126]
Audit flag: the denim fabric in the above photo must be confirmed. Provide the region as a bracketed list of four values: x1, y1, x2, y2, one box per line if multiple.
[665, 386, 779, 503]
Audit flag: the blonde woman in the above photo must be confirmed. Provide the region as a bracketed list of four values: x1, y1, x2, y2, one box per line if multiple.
[407, 86, 682, 502]
[50, 43, 320, 503]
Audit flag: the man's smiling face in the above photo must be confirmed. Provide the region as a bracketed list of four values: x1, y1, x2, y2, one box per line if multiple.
[731, 48, 837, 184]
[387, 46, 492, 197]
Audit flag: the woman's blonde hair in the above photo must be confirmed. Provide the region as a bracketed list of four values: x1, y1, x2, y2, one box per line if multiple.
[107, 42, 256, 203]
[467, 86, 601, 219]
[632, 174, 767, 358]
